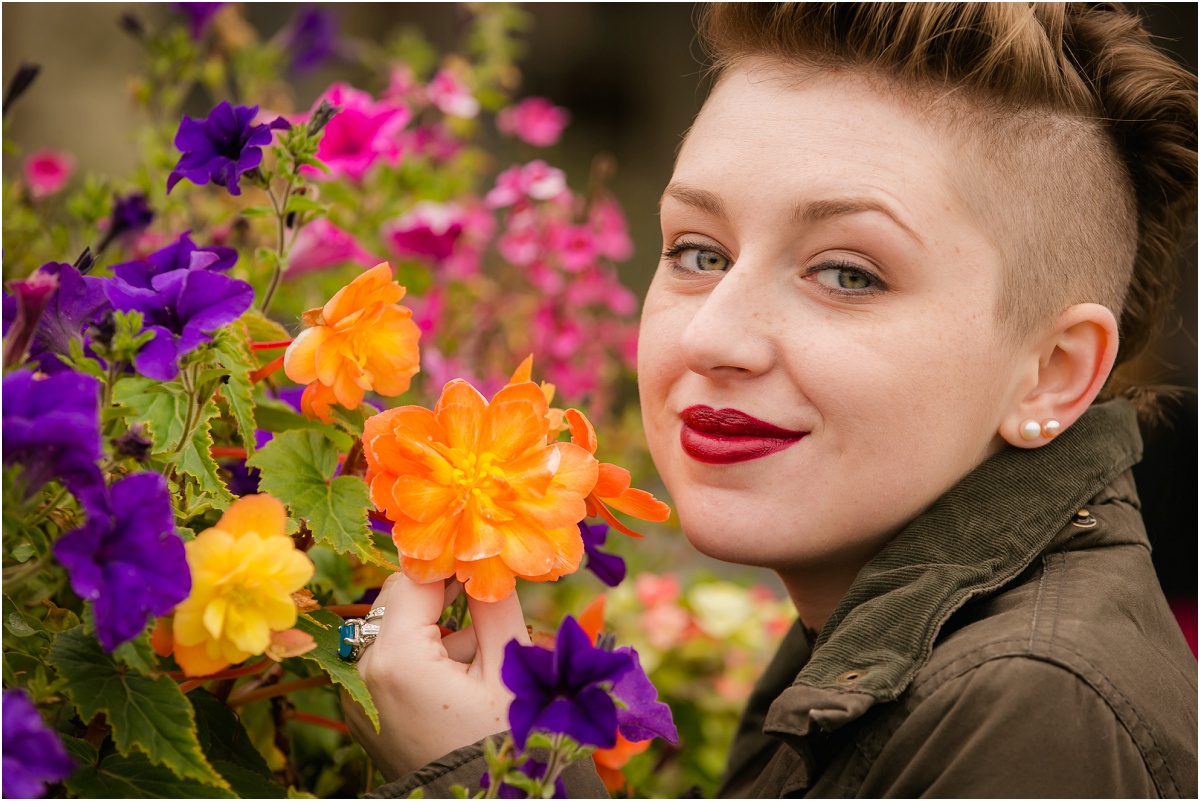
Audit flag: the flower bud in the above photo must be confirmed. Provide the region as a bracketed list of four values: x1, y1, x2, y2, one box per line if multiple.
[112, 424, 153, 463]
[2, 63, 40, 119]
[306, 100, 340, 137]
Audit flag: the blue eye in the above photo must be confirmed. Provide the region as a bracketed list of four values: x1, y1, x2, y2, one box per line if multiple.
[811, 264, 877, 291]
[664, 242, 731, 273]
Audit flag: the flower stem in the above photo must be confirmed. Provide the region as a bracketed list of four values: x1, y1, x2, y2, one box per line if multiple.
[209, 446, 248, 460]
[250, 339, 294, 351]
[258, 176, 295, 314]
[248, 354, 286, 384]
[227, 674, 330, 707]
[540, 733, 568, 799]
[290, 711, 349, 736]
[24, 486, 69, 528]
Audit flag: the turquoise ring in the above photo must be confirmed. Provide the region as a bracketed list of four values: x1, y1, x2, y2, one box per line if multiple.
[338, 619, 381, 662]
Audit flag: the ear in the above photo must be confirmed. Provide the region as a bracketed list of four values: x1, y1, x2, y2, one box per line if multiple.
[999, 303, 1119, 449]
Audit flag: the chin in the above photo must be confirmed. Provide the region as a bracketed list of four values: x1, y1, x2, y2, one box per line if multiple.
[676, 504, 788, 569]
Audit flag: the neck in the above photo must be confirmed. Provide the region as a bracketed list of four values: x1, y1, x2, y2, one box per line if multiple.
[776, 557, 872, 635]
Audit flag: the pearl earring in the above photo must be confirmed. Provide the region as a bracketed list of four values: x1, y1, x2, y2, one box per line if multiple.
[1041, 419, 1061, 439]
[1019, 419, 1042, 441]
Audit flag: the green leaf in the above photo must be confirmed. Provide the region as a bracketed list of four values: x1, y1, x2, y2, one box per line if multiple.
[254, 398, 355, 452]
[293, 610, 378, 730]
[189, 689, 273, 778]
[285, 195, 327, 215]
[214, 761, 288, 798]
[212, 323, 259, 456]
[113, 631, 158, 675]
[48, 628, 230, 791]
[246, 430, 383, 567]
[241, 205, 273, 218]
[64, 738, 237, 799]
[241, 309, 293, 344]
[113, 379, 234, 505]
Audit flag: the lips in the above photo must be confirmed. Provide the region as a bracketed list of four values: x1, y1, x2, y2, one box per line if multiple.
[679, 405, 807, 464]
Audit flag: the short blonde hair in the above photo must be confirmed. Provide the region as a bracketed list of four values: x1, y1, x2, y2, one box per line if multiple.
[699, 3, 1196, 372]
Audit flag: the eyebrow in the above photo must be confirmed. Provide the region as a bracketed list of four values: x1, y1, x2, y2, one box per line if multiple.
[660, 183, 925, 247]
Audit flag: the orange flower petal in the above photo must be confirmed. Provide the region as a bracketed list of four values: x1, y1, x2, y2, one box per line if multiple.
[508, 354, 534, 385]
[391, 474, 464, 523]
[578, 595, 607, 645]
[594, 462, 632, 499]
[604, 487, 672, 523]
[323, 263, 402, 324]
[173, 640, 232, 677]
[594, 502, 645, 539]
[400, 548, 457, 584]
[393, 513, 459, 561]
[520, 524, 584, 582]
[301, 382, 337, 423]
[565, 408, 597, 454]
[370, 472, 401, 518]
[332, 363, 366, 409]
[491, 381, 551, 422]
[215, 493, 287, 540]
[457, 555, 517, 603]
[502, 445, 561, 500]
[435, 380, 487, 452]
[453, 507, 506, 561]
[282, 326, 330, 385]
[498, 519, 557, 577]
[480, 399, 547, 462]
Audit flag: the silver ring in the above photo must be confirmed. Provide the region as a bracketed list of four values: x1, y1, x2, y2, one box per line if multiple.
[338, 618, 380, 663]
[365, 606, 386, 621]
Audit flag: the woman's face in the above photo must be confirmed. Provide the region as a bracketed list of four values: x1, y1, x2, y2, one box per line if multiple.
[639, 63, 1028, 583]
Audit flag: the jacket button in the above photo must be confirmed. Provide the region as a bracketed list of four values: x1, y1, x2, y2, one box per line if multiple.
[835, 669, 867, 685]
[1071, 509, 1097, 528]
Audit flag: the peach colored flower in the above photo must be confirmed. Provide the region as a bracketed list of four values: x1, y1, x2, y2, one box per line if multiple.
[284, 262, 420, 422]
[565, 409, 671, 538]
[363, 378, 599, 602]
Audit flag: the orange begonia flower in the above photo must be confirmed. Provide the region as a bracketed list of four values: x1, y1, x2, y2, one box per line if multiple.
[565, 408, 671, 538]
[284, 262, 420, 422]
[593, 733, 652, 793]
[363, 378, 599, 602]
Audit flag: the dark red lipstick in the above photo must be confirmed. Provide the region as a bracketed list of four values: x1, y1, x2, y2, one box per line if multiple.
[679, 405, 807, 464]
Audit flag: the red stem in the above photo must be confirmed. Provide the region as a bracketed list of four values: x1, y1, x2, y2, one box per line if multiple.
[210, 446, 248, 460]
[228, 674, 331, 707]
[249, 354, 286, 384]
[251, 339, 294, 351]
[326, 604, 372, 618]
[291, 711, 349, 736]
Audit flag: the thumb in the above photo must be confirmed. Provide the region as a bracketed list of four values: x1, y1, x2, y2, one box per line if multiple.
[467, 589, 530, 679]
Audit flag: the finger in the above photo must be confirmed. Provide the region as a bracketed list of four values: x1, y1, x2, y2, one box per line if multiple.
[359, 573, 445, 672]
[441, 626, 478, 664]
[466, 589, 530, 675]
[443, 579, 463, 608]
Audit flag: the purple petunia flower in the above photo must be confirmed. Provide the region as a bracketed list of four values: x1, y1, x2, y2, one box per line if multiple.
[54, 472, 191, 652]
[579, 521, 626, 587]
[172, 2, 226, 40]
[105, 236, 253, 380]
[167, 101, 290, 196]
[612, 647, 678, 744]
[2, 262, 111, 374]
[479, 758, 566, 799]
[95, 192, 155, 255]
[2, 370, 105, 509]
[502, 615, 633, 750]
[2, 689, 75, 799]
[280, 6, 340, 74]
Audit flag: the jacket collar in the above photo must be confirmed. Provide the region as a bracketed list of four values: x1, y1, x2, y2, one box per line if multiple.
[763, 399, 1143, 742]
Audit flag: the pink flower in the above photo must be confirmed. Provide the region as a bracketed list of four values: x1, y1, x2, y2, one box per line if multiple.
[287, 218, 376, 275]
[383, 64, 424, 105]
[636, 573, 682, 607]
[383, 201, 465, 263]
[305, 84, 411, 182]
[498, 209, 543, 267]
[485, 161, 569, 208]
[400, 124, 462, 163]
[589, 197, 634, 262]
[563, 267, 638, 316]
[548, 221, 597, 273]
[496, 97, 570, 147]
[642, 604, 693, 652]
[426, 70, 479, 119]
[23, 149, 74, 198]
[440, 203, 497, 280]
[406, 286, 445, 336]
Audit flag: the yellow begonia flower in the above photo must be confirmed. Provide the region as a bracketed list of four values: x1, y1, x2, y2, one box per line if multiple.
[172, 494, 314, 676]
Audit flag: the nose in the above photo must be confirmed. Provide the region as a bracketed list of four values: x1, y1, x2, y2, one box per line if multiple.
[679, 262, 777, 380]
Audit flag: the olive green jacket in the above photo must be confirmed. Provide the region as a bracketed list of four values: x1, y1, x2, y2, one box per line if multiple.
[372, 400, 1197, 798]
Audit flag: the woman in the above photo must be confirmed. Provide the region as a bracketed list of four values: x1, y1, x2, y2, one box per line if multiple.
[346, 4, 1197, 796]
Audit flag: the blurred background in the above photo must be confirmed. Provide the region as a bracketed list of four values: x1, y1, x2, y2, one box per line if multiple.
[4, 2, 1195, 600]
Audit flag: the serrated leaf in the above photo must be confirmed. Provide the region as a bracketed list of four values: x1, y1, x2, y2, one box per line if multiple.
[113, 631, 158, 675]
[246, 430, 383, 567]
[214, 760, 288, 798]
[241, 309, 293, 344]
[189, 688, 273, 778]
[48, 628, 229, 791]
[293, 610, 378, 730]
[114, 379, 234, 505]
[212, 323, 258, 456]
[63, 738, 237, 799]
[254, 399, 354, 452]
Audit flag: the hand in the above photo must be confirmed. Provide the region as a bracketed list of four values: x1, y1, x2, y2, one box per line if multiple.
[341, 573, 531, 783]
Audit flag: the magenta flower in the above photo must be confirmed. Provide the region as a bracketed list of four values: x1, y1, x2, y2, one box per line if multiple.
[287, 218, 376, 275]
[497, 97, 570, 147]
[547, 221, 597, 273]
[1, 262, 111, 374]
[486, 161, 569, 208]
[502, 615, 634, 750]
[306, 84, 410, 182]
[383, 201, 465, 263]
[54, 471, 191, 651]
[167, 101, 290, 196]
[2, 268, 59, 366]
[588, 197, 634, 262]
[22, 148, 73, 198]
[2, 689, 74, 799]
[427, 69, 479, 119]
[497, 207, 543, 266]
[580, 522, 626, 587]
[2, 370, 105, 509]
